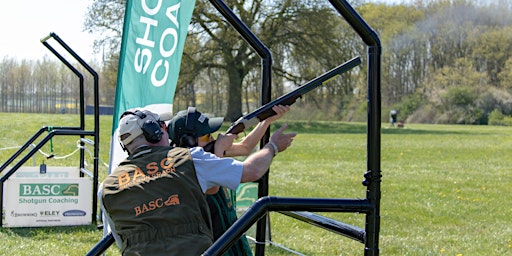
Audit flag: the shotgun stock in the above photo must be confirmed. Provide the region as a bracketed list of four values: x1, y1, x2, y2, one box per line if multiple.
[226, 56, 361, 134]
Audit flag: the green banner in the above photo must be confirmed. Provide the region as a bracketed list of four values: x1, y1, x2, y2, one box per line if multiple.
[109, 0, 196, 175]
[112, 0, 196, 131]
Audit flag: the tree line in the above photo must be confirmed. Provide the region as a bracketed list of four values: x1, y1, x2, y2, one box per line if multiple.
[1, 0, 511, 125]
[0, 57, 112, 114]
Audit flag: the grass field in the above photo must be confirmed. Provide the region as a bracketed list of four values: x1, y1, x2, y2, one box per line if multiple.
[0, 112, 511, 255]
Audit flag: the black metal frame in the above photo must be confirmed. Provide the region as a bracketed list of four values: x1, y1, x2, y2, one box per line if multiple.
[87, 0, 381, 255]
[204, 0, 381, 255]
[0, 33, 100, 225]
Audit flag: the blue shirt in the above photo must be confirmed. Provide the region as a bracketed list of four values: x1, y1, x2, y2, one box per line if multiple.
[190, 147, 244, 192]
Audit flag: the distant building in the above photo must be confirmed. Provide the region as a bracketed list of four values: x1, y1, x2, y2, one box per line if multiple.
[86, 105, 114, 115]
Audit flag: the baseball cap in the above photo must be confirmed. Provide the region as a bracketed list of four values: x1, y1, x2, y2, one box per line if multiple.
[168, 107, 224, 144]
[118, 109, 172, 145]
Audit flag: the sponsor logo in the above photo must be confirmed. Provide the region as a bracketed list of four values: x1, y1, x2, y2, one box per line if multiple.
[19, 184, 79, 197]
[63, 210, 86, 217]
[10, 211, 37, 217]
[39, 210, 60, 217]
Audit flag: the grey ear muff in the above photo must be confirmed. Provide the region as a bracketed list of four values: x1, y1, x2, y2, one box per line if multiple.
[179, 107, 197, 147]
[121, 110, 163, 144]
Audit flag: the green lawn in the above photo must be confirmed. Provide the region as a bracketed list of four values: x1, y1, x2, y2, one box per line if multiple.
[0, 113, 511, 255]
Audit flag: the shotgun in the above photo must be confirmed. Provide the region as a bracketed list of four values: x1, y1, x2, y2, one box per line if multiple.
[226, 56, 361, 134]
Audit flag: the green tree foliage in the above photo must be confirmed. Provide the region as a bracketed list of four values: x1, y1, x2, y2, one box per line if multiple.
[358, 3, 425, 105]
[488, 108, 512, 126]
[83, 0, 360, 121]
[0, 56, 108, 113]
[381, 0, 512, 124]
[498, 57, 512, 90]
[84, 0, 125, 58]
[180, 0, 357, 121]
[470, 27, 512, 87]
[3, 0, 512, 126]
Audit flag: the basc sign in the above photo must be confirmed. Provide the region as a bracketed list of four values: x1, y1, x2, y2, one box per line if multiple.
[3, 167, 92, 227]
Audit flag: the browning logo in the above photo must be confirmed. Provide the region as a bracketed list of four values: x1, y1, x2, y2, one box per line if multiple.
[134, 194, 180, 216]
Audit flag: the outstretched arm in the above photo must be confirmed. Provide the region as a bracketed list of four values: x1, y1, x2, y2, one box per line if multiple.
[224, 105, 290, 157]
[240, 123, 297, 182]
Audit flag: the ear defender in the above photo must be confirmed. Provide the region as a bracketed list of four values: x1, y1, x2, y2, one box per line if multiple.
[142, 119, 163, 143]
[121, 110, 164, 144]
[179, 107, 198, 147]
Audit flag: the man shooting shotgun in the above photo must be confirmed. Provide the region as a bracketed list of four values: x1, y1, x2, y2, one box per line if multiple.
[87, 57, 360, 255]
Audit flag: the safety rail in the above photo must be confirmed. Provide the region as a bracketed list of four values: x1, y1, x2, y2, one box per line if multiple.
[208, 0, 382, 255]
[203, 196, 374, 255]
[279, 211, 366, 243]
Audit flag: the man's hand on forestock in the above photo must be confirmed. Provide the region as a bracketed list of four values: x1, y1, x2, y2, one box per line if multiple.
[265, 105, 290, 123]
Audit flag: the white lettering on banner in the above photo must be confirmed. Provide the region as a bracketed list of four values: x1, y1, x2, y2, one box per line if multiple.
[22, 184, 60, 196]
[160, 28, 178, 57]
[152, 60, 169, 87]
[141, 0, 162, 15]
[134, 48, 152, 74]
[162, 3, 180, 57]
[133, 1, 181, 87]
[136, 16, 157, 48]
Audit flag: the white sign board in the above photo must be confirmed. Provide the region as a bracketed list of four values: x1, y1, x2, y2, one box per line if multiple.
[3, 167, 92, 227]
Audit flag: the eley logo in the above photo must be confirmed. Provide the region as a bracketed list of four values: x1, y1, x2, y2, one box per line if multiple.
[19, 184, 79, 197]
[40, 210, 60, 217]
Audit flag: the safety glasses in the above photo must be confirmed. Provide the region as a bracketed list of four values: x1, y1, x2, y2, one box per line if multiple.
[198, 133, 212, 143]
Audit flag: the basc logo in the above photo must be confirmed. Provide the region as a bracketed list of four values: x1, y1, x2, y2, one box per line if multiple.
[19, 183, 79, 197]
